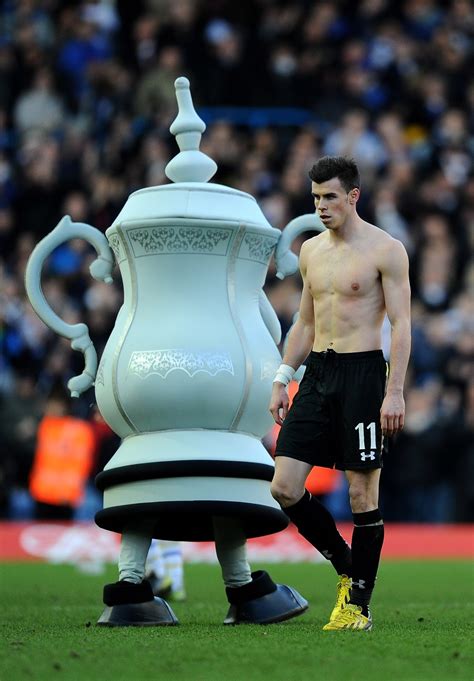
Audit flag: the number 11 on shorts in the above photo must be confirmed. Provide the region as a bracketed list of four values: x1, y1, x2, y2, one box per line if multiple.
[355, 422, 376, 460]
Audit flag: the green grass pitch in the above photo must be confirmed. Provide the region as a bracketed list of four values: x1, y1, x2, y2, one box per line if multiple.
[0, 561, 472, 681]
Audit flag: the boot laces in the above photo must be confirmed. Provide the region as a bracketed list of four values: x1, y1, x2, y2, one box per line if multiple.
[335, 575, 351, 609]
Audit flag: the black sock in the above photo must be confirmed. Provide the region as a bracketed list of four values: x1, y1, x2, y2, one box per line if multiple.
[349, 509, 384, 615]
[284, 490, 352, 575]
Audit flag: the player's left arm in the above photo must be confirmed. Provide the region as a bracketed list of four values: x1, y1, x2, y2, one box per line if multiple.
[379, 239, 411, 437]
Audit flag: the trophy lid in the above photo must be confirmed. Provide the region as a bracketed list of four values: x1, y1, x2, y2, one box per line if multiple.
[165, 77, 217, 184]
[110, 77, 279, 235]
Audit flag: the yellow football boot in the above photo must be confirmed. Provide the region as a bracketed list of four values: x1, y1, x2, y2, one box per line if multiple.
[323, 604, 372, 631]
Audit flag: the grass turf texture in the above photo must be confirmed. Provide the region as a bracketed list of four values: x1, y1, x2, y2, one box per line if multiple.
[0, 561, 472, 681]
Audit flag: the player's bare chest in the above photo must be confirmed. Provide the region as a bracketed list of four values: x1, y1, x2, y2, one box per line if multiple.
[307, 249, 380, 298]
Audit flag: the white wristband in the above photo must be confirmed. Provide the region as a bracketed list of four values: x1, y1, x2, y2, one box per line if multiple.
[273, 363, 296, 387]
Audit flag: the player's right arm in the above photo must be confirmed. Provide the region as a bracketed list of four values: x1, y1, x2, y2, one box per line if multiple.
[269, 241, 315, 424]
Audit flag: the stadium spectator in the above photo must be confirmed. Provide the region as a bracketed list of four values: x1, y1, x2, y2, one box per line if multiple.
[0, 369, 42, 517]
[13, 67, 64, 137]
[29, 384, 95, 520]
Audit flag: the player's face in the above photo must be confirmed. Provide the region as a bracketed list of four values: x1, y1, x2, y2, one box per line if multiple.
[311, 178, 356, 230]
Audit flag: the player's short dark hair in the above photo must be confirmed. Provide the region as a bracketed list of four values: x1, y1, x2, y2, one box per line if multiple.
[308, 156, 360, 193]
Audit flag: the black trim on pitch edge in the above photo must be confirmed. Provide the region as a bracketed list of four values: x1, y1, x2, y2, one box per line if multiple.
[95, 460, 274, 491]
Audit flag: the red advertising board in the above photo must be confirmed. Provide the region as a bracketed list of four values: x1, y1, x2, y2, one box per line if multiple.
[0, 522, 472, 563]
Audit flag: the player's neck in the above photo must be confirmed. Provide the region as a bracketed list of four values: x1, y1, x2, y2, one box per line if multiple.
[327, 213, 361, 244]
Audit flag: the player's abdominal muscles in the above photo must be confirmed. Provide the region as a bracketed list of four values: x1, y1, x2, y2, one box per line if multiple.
[324, 305, 381, 352]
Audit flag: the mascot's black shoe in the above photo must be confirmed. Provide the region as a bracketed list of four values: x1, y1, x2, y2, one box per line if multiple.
[97, 579, 179, 626]
[223, 570, 308, 625]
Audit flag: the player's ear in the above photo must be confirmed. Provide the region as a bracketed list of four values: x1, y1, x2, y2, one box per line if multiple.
[349, 189, 360, 205]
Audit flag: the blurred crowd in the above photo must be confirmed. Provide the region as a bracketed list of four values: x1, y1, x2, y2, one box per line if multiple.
[0, 0, 472, 522]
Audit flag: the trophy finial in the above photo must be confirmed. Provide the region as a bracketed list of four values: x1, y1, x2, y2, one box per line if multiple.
[165, 77, 217, 183]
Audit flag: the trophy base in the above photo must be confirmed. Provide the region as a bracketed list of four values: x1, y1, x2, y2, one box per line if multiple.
[95, 430, 288, 541]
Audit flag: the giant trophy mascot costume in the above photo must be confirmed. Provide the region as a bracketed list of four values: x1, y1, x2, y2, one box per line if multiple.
[25, 78, 322, 625]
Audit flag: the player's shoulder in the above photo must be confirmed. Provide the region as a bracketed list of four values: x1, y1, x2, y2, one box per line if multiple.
[299, 234, 324, 276]
[364, 222, 408, 258]
[363, 223, 409, 273]
[300, 232, 326, 256]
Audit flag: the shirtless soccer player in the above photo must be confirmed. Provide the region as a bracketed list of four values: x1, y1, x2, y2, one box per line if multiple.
[269, 156, 411, 631]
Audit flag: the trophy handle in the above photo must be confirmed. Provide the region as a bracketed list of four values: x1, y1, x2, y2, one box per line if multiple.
[274, 213, 325, 280]
[25, 215, 114, 397]
[258, 290, 281, 345]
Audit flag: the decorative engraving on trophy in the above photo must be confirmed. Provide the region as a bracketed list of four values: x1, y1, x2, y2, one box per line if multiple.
[96, 358, 105, 386]
[128, 350, 235, 379]
[261, 359, 280, 380]
[127, 226, 232, 257]
[240, 233, 278, 265]
[108, 234, 125, 263]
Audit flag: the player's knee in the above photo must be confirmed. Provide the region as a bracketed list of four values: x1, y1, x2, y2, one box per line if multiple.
[348, 484, 373, 513]
[270, 480, 301, 508]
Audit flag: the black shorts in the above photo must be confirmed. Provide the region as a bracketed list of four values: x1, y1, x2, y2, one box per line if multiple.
[275, 349, 387, 471]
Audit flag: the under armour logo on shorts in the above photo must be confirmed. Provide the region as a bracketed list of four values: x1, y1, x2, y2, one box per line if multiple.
[352, 579, 366, 589]
[360, 451, 376, 461]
